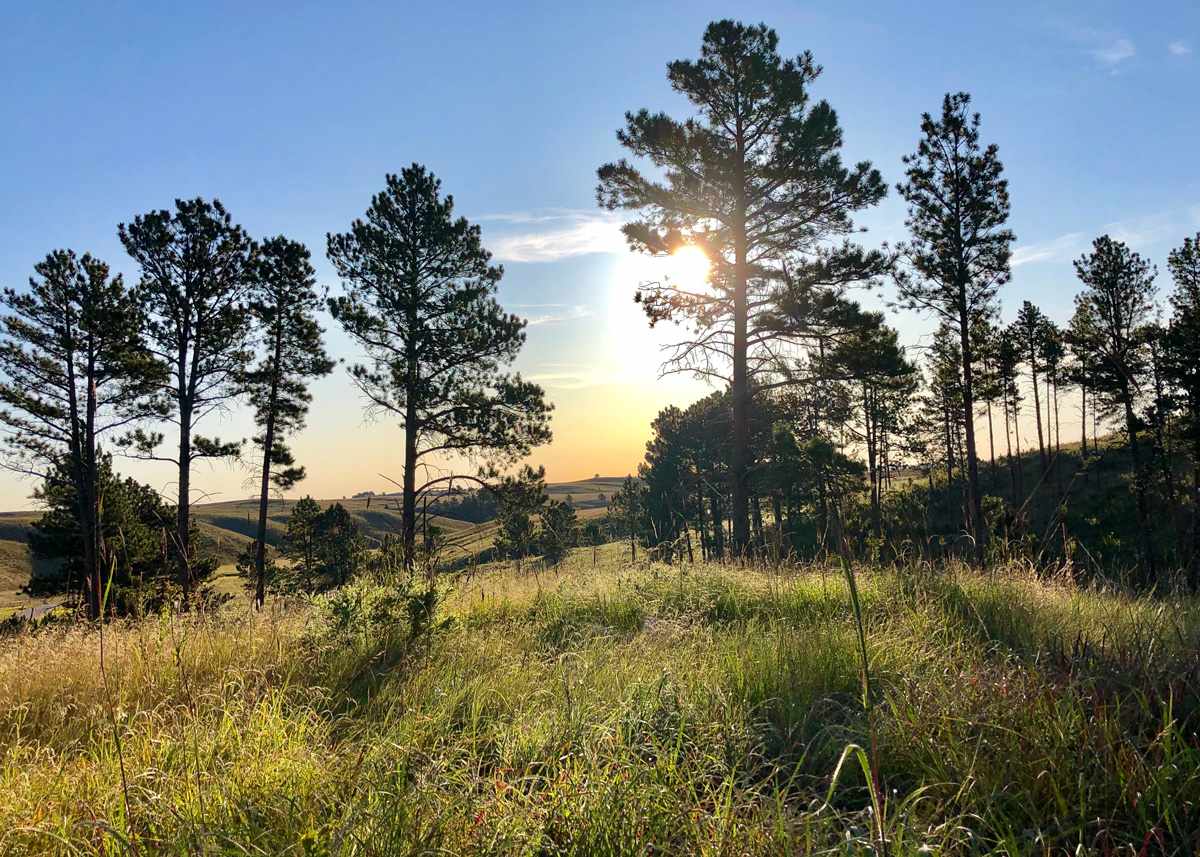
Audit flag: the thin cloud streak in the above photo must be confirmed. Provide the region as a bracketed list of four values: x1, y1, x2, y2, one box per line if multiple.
[484, 210, 628, 263]
[1168, 40, 1192, 57]
[1091, 37, 1135, 66]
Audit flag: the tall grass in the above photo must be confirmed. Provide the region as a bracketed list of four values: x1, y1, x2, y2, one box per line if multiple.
[2, 550, 1198, 854]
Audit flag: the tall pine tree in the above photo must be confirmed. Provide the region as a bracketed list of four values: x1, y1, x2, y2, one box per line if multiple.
[328, 165, 552, 570]
[119, 199, 255, 601]
[895, 92, 1014, 565]
[597, 20, 887, 557]
[1073, 235, 1158, 582]
[243, 236, 334, 607]
[0, 251, 165, 617]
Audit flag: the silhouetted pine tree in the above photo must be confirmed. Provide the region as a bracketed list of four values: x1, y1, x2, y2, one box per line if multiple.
[895, 92, 1014, 565]
[119, 199, 255, 601]
[243, 236, 334, 608]
[1164, 234, 1200, 583]
[0, 251, 165, 617]
[597, 20, 887, 557]
[1072, 235, 1159, 582]
[327, 165, 552, 570]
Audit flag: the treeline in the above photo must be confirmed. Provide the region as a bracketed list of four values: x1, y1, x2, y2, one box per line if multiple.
[596, 21, 1200, 589]
[0, 167, 552, 617]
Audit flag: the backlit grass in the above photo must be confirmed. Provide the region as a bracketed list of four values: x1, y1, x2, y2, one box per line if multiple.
[2, 547, 1198, 854]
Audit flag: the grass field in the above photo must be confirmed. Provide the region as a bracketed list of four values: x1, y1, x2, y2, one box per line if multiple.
[2, 546, 1198, 854]
[0, 477, 623, 615]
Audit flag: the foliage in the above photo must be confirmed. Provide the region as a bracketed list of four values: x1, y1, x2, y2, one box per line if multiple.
[598, 19, 888, 555]
[243, 235, 334, 606]
[327, 164, 552, 569]
[118, 198, 255, 598]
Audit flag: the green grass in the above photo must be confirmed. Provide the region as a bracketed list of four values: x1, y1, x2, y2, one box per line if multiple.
[2, 547, 1199, 854]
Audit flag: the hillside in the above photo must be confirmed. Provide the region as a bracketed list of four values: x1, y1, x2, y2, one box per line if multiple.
[0, 477, 626, 614]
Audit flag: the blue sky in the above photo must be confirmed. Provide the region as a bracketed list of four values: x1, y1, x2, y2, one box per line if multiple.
[1, 1, 1197, 508]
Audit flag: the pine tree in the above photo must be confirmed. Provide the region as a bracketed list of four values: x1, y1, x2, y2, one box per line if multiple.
[539, 500, 578, 566]
[597, 20, 887, 557]
[1164, 233, 1200, 584]
[327, 165, 552, 570]
[244, 236, 334, 608]
[895, 92, 1014, 565]
[0, 250, 165, 618]
[281, 496, 322, 588]
[119, 199, 255, 601]
[1073, 235, 1158, 582]
[1014, 301, 1051, 474]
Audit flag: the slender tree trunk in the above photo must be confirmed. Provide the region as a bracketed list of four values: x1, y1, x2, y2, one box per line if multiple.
[959, 309, 986, 564]
[177, 393, 192, 602]
[253, 324, 283, 608]
[1122, 389, 1157, 585]
[730, 147, 751, 559]
[1190, 405, 1200, 589]
[986, 398, 997, 485]
[1030, 357, 1047, 474]
[709, 493, 725, 561]
[1080, 378, 1088, 457]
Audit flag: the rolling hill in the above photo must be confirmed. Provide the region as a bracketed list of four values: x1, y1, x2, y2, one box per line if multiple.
[0, 477, 626, 613]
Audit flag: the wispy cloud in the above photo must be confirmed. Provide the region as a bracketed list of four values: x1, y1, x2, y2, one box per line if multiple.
[1063, 26, 1136, 71]
[1168, 40, 1192, 57]
[524, 305, 593, 326]
[1091, 37, 1135, 66]
[1012, 232, 1086, 267]
[524, 362, 620, 390]
[1011, 208, 1196, 269]
[482, 210, 628, 263]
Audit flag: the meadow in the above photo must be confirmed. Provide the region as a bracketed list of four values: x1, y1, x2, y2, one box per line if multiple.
[3, 545, 1198, 855]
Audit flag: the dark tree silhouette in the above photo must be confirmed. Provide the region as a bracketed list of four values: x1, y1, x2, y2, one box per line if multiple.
[1014, 301, 1051, 474]
[1165, 233, 1200, 584]
[119, 199, 255, 600]
[0, 251, 165, 618]
[327, 165, 552, 570]
[895, 92, 1014, 565]
[244, 237, 334, 608]
[597, 19, 886, 557]
[1073, 235, 1158, 582]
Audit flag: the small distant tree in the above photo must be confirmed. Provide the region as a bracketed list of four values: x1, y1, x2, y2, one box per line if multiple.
[1014, 301, 1051, 474]
[492, 465, 547, 565]
[598, 20, 887, 557]
[119, 199, 255, 600]
[540, 500, 578, 566]
[1073, 235, 1158, 581]
[0, 250, 165, 618]
[29, 455, 175, 613]
[894, 92, 1014, 565]
[608, 476, 646, 562]
[315, 503, 360, 586]
[281, 496, 323, 587]
[328, 165, 552, 571]
[244, 236, 334, 608]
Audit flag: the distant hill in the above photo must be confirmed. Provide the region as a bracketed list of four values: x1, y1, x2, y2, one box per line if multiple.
[0, 477, 625, 613]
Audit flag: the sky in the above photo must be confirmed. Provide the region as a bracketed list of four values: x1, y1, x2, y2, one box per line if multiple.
[0, 0, 1198, 510]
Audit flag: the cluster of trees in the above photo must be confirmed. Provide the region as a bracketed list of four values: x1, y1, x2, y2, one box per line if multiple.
[601, 20, 1200, 588]
[237, 497, 362, 595]
[0, 166, 552, 617]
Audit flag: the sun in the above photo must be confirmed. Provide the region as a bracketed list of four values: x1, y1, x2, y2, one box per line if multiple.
[667, 244, 711, 291]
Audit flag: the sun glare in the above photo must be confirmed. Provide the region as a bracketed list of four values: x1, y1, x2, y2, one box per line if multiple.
[669, 244, 711, 291]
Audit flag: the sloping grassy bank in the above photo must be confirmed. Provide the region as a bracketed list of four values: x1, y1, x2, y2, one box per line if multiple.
[2, 551, 1198, 855]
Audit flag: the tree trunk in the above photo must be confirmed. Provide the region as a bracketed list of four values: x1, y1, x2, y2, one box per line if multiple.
[730, 179, 750, 559]
[253, 327, 283, 608]
[1122, 390, 1157, 585]
[959, 310, 986, 565]
[176, 397, 192, 602]
[709, 493, 724, 561]
[1030, 356, 1047, 474]
[986, 398, 997, 485]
